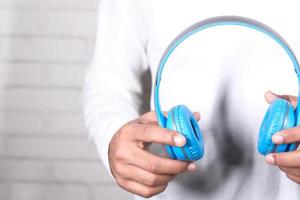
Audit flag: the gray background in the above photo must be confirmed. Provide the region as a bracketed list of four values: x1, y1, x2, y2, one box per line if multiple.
[0, 0, 133, 199]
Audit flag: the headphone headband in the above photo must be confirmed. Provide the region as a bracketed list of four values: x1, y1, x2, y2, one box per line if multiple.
[154, 16, 300, 127]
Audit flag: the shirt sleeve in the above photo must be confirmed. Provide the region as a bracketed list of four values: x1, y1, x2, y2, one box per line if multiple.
[83, 0, 148, 177]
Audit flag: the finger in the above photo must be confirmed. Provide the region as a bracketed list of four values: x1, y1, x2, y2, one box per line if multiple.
[277, 94, 297, 108]
[130, 147, 196, 174]
[134, 124, 186, 147]
[264, 90, 278, 104]
[286, 173, 300, 184]
[140, 111, 201, 122]
[193, 111, 201, 121]
[265, 151, 300, 167]
[117, 163, 174, 187]
[279, 166, 300, 177]
[140, 111, 157, 122]
[117, 178, 167, 198]
[272, 126, 300, 144]
[139, 111, 169, 123]
[264, 91, 297, 107]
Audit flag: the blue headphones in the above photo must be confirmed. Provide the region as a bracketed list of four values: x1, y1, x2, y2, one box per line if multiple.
[154, 16, 300, 161]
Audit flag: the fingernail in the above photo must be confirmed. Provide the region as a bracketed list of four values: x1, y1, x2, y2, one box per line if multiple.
[187, 163, 196, 171]
[174, 135, 186, 146]
[265, 154, 275, 165]
[272, 134, 284, 144]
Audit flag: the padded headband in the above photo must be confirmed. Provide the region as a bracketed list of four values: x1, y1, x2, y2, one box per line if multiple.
[154, 16, 300, 127]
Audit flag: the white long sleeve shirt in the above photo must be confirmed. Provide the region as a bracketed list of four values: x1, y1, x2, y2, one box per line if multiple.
[83, 0, 300, 199]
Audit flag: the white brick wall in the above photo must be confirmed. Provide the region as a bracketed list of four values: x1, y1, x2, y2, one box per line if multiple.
[0, 0, 133, 199]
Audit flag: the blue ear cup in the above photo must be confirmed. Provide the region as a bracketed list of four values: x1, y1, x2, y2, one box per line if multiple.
[258, 98, 296, 155]
[165, 105, 204, 160]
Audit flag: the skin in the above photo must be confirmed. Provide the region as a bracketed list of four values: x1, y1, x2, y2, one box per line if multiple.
[108, 90, 300, 198]
[109, 111, 199, 198]
[264, 90, 300, 184]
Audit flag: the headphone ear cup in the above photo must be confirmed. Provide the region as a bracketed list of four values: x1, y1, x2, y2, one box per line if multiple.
[286, 106, 298, 151]
[165, 105, 204, 161]
[165, 109, 178, 159]
[258, 98, 295, 155]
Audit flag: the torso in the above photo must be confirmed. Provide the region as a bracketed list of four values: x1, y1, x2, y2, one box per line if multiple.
[137, 1, 300, 199]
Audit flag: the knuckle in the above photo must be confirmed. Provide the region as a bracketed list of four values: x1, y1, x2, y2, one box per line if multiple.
[142, 125, 149, 134]
[114, 149, 127, 162]
[174, 163, 188, 173]
[137, 126, 149, 141]
[282, 132, 293, 141]
[274, 154, 284, 166]
[115, 177, 126, 188]
[159, 184, 168, 193]
[286, 173, 300, 184]
[286, 173, 292, 179]
[142, 185, 168, 198]
[295, 179, 300, 184]
[149, 161, 160, 172]
[120, 121, 139, 136]
[294, 170, 300, 176]
[147, 174, 159, 186]
[142, 188, 155, 198]
[119, 122, 129, 133]
[149, 163, 158, 172]
[117, 131, 127, 142]
[113, 163, 123, 174]
[278, 166, 286, 172]
[164, 132, 175, 144]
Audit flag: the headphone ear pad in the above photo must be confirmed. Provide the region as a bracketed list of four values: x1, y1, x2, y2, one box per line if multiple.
[258, 98, 295, 155]
[165, 105, 204, 160]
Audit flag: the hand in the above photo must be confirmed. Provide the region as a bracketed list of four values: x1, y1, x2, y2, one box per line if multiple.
[264, 91, 300, 184]
[109, 111, 199, 198]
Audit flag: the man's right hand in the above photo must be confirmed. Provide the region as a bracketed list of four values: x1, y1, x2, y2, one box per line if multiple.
[108, 111, 199, 198]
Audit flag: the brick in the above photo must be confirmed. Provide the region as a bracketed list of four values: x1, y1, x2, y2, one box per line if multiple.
[0, 64, 11, 87]
[0, 63, 44, 87]
[0, 159, 51, 181]
[52, 161, 112, 183]
[0, 0, 131, 199]
[45, 112, 87, 136]
[45, 64, 86, 88]
[85, 37, 97, 56]
[0, 159, 111, 184]
[0, 36, 90, 62]
[43, 89, 82, 112]
[41, 11, 97, 37]
[92, 185, 133, 200]
[0, 136, 98, 160]
[0, 181, 9, 200]
[0, 10, 40, 35]
[10, 183, 89, 200]
[0, 0, 99, 11]
[0, 111, 43, 134]
[0, 0, 42, 10]
[0, 10, 97, 37]
[0, 88, 82, 112]
[42, 0, 100, 11]
[0, 136, 3, 155]
[0, 63, 86, 88]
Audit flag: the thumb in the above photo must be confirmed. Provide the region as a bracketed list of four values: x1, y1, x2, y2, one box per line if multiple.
[264, 90, 298, 108]
[264, 90, 278, 104]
